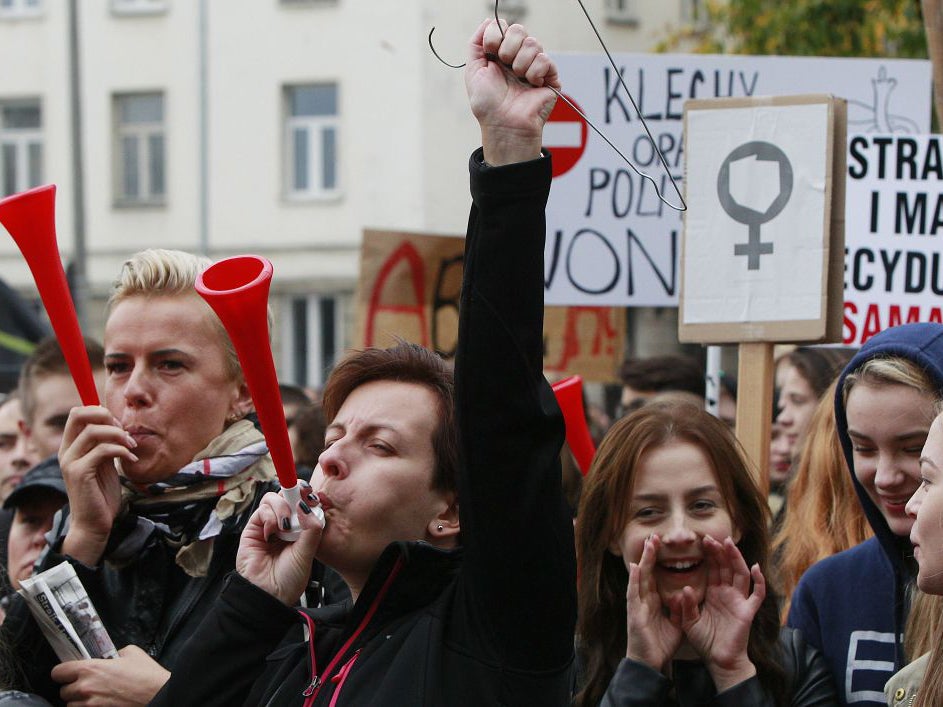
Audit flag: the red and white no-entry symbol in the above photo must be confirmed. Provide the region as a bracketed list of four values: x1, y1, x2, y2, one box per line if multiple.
[545, 94, 588, 178]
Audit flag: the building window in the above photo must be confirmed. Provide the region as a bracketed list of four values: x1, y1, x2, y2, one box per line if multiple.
[110, 0, 168, 16]
[605, 0, 638, 26]
[489, 0, 526, 24]
[285, 84, 340, 199]
[0, 101, 42, 197]
[113, 92, 165, 206]
[280, 294, 344, 390]
[0, 0, 42, 19]
[681, 0, 707, 26]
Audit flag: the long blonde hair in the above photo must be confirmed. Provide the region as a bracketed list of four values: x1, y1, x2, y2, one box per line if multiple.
[772, 379, 872, 620]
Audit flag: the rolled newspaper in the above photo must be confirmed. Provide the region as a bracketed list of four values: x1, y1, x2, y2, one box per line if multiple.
[18, 562, 117, 662]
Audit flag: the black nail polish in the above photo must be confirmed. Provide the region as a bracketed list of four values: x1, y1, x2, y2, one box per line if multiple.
[306, 493, 318, 503]
[281, 518, 291, 531]
[299, 501, 312, 515]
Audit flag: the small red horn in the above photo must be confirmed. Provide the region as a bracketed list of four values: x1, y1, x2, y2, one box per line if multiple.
[551, 375, 596, 476]
[195, 255, 298, 495]
[0, 184, 99, 405]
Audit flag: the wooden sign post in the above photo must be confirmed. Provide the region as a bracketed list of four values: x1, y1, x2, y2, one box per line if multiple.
[680, 95, 846, 493]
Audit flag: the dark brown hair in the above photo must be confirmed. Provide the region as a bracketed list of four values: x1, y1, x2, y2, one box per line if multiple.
[783, 346, 854, 399]
[321, 342, 456, 495]
[290, 401, 327, 469]
[618, 354, 704, 397]
[574, 400, 785, 707]
[18, 336, 105, 426]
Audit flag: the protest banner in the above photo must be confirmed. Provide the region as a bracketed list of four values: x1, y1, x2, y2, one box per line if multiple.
[678, 95, 846, 489]
[354, 230, 624, 382]
[680, 95, 846, 344]
[844, 133, 943, 346]
[545, 52, 930, 308]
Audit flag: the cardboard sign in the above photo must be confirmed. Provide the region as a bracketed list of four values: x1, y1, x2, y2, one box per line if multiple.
[545, 52, 930, 307]
[679, 95, 846, 344]
[843, 133, 943, 345]
[354, 230, 624, 381]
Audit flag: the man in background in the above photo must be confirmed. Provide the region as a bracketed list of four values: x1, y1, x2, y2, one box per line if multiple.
[18, 337, 105, 460]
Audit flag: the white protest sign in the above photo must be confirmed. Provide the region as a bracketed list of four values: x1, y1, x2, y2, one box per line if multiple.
[843, 134, 943, 346]
[545, 53, 931, 307]
[680, 96, 844, 343]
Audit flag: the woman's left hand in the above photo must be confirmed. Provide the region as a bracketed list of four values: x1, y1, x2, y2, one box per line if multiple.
[678, 535, 765, 692]
[51, 645, 170, 706]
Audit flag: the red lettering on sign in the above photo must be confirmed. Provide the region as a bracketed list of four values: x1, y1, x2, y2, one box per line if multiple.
[364, 242, 429, 347]
[888, 305, 922, 329]
[547, 307, 616, 371]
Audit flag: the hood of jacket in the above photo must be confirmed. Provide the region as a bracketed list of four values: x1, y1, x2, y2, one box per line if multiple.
[834, 322, 943, 574]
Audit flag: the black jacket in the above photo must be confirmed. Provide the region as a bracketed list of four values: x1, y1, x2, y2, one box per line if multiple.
[601, 628, 838, 706]
[3, 481, 278, 704]
[149, 149, 577, 706]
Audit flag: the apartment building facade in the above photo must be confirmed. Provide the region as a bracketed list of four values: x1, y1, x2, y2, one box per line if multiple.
[0, 0, 701, 386]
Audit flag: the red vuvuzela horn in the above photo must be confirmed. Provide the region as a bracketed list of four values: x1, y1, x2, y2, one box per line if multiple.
[0, 184, 99, 406]
[195, 256, 306, 538]
[551, 375, 596, 476]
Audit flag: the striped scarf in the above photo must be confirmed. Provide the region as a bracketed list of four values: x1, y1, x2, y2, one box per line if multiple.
[113, 420, 277, 576]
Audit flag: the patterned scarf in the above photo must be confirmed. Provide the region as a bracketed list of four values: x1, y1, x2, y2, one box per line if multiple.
[111, 420, 277, 577]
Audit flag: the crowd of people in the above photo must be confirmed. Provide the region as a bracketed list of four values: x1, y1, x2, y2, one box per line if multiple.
[0, 17, 941, 707]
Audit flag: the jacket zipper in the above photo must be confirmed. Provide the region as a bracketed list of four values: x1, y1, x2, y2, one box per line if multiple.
[301, 555, 405, 706]
[327, 650, 361, 707]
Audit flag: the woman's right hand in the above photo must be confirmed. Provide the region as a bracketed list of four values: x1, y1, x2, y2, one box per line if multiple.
[235, 489, 325, 606]
[625, 535, 683, 673]
[59, 406, 138, 566]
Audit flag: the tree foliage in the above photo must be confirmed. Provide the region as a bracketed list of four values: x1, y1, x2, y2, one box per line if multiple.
[660, 0, 927, 58]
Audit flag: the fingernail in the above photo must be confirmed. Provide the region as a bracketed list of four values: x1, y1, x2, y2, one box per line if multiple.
[299, 501, 312, 515]
[281, 518, 291, 531]
[129, 453, 139, 462]
[306, 493, 318, 504]
[126, 434, 137, 448]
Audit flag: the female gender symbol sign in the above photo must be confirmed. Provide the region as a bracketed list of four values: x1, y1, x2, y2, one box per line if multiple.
[716, 141, 793, 271]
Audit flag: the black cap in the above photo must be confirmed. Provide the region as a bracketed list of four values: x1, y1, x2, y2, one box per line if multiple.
[3, 456, 67, 510]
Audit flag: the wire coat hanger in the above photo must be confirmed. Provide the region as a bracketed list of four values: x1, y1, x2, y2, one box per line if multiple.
[429, 0, 687, 212]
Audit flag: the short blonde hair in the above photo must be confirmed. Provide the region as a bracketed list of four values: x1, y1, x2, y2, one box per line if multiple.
[842, 356, 936, 406]
[108, 249, 248, 382]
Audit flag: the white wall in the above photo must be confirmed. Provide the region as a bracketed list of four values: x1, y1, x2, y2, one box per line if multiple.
[0, 0, 695, 370]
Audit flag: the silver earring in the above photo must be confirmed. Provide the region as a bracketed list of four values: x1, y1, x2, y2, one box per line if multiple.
[436, 524, 444, 532]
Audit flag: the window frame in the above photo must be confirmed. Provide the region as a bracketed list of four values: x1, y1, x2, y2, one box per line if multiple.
[605, 0, 639, 26]
[0, 0, 42, 20]
[280, 293, 345, 389]
[0, 99, 43, 198]
[283, 83, 341, 202]
[110, 0, 168, 16]
[112, 91, 166, 208]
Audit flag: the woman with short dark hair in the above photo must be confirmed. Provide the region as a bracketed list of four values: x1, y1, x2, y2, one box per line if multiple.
[149, 19, 576, 707]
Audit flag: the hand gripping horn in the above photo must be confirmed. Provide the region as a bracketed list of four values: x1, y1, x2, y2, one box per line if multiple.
[195, 255, 310, 540]
[551, 375, 596, 476]
[0, 184, 99, 405]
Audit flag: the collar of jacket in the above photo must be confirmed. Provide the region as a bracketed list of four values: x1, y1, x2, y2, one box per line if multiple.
[303, 540, 463, 641]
